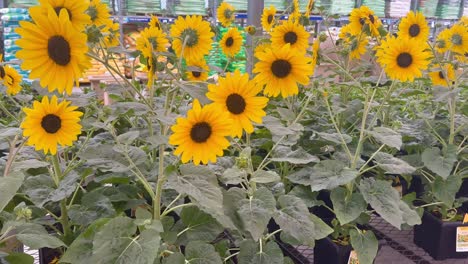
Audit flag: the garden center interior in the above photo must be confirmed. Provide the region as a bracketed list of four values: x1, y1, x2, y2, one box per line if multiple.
[0, 0, 467, 264]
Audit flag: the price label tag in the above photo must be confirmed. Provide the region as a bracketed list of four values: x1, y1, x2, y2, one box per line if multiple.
[456, 226, 468, 252]
[347, 250, 360, 264]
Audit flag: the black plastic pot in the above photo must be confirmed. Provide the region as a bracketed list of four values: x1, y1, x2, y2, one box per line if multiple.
[457, 179, 468, 214]
[414, 211, 468, 260]
[314, 237, 353, 264]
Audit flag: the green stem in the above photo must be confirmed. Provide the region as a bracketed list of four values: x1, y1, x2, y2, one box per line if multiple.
[0, 100, 18, 122]
[161, 203, 194, 217]
[52, 155, 73, 245]
[154, 143, 166, 220]
[324, 97, 353, 161]
[448, 97, 456, 145]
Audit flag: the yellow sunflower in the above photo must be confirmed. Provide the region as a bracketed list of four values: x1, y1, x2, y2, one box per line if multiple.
[349, 6, 382, 37]
[15, 7, 90, 95]
[428, 64, 455, 87]
[254, 42, 271, 56]
[253, 44, 313, 98]
[290, 0, 301, 22]
[87, 0, 111, 27]
[206, 70, 268, 138]
[169, 99, 232, 165]
[398, 11, 429, 42]
[305, 0, 314, 17]
[31, 0, 91, 31]
[136, 27, 169, 59]
[170, 15, 214, 62]
[21, 96, 83, 155]
[261, 5, 276, 32]
[376, 37, 430, 82]
[3, 66, 22, 95]
[220, 27, 243, 57]
[245, 25, 256, 35]
[217, 2, 235, 27]
[186, 58, 209, 82]
[271, 20, 309, 53]
[445, 24, 468, 55]
[436, 28, 451, 53]
[339, 24, 368, 60]
[311, 39, 320, 74]
[149, 15, 161, 30]
[102, 21, 120, 47]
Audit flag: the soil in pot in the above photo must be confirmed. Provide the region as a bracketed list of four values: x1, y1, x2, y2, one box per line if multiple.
[414, 211, 468, 260]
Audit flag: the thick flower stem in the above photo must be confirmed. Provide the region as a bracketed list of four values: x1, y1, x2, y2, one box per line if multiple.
[52, 155, 73, 245]
[448, 97, 456, 145]
[154, 144, 166, 220]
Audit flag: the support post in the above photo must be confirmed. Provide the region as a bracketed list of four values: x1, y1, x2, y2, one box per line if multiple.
[246, 0, 264, 74]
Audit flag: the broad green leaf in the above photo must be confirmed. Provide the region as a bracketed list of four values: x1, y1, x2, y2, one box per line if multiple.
[0, 127, 21, 139]
[61, 218, 110, 264]
[41, 172, 80, 207]
[422, 145, 457, 179]
[433, 174, 462, 207]
[399, 201, 421, 226]
[273, 195, 315, 247]
[316, 132, 352, 144]
[117, 229, 160, 264]
[368, 127, 402, 150]
[68, 191, 116, 226]
[222, 188, 246, 230]
[238, 188, 276, 241]
[11, 160, 49, 170]
[162, 252, 185, 264]
[289, 160, 358, 192]
[277, 107, 295, 121]
[185, 241, 223, 264]
[0, 172, 24, 212]
[251, 170, 281, 183]
[309, 214, 333, 239]
[271, 147, 319, 164]
[16, 233, 64, 249]
[116, 131, 140, 144]
[4, 253, 34, 264]
[180, 206, 224, 243]
[288, 186, 324, 208]
[374, 153, 416, 174]
[220, 167, 247, 185]
[330, 187, 367, 225]
[349, 229, 378, 264]
[238, 240, 283, 264]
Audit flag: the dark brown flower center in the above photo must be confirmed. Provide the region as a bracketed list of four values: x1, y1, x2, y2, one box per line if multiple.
[284, 31, 298, 45]
[226, 93, 246, 115]
[48, 35, 71, 66]
[180, 28, 199, 47]
[192, 71, 201, 77]
[0, 66, 5, 79]
[54, 7, 72, 20]
[41, 114, 62, 134]
[359, 18, 365, 25]
[271, 59, 292, 78]
[438, 71, 444, 79]
[368, 15, 375, 24]
[396, 52, 412, 68]
[267, 14, 273, 24]
[225, 37, 234, 47]
[224, 9, 233, 20]
[190, 122, 212, 143]
[409, 24, 420, 37]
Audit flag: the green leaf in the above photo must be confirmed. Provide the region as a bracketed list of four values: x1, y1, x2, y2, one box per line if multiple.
[4, 253, 34, 264]
[271, 147, 319, 164]
[368, 127, 402, 150]
[422, 145, 457, 179]
[11, 160, 49, 170]
[0, 171, 24, 212]
[16, 233, 64, 249]
[288, 186, 323, 208]
[309, 214, 333, 239]
[238, 240, 283, 264]
[116, 131, 140, 144]
[316, 131, 352, 144]
[433, 174, 462, 207]
[330, 187, 367, 225]
[349, 229, 378, 264]
[0, 127, 21, 139]
[222, 188, 246, 230]
[289, 160, 358, 192]
[374, 153, 416, 174]
[185, 241, 223, 264]
[238, 188, 276, 241]
[220, 167, 247, 185]
[251, 170, 281, 183]
[68, 191, 116, 226]
[162, 252, 185, 264]
[273, 195, 315, 247]
[180, 206, 224, 243]
[42, 172, 80, 207]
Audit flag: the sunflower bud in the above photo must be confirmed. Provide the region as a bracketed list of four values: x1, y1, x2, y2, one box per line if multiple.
[245, 25, 256, 35]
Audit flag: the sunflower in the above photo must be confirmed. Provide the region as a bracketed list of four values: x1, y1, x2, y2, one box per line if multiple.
[253, 44, 313, 98]
[87, 0, 111, 27]
[149, 15, 161, 30]
[217, 2, 235, 27]
[349, 6, 382, 37]
[339, 24, 368, 60]
[445, 24, 468, 55]
[186, 58, 209, 82]
[429, 64, 455, 87]
[376, 37, 430, 82]
[290, 0, 301, 22]
[136, 27, 169, 59]
[245, 25, 256, 35]
[169, 99, 232, 165]
[220, 27, 243, 57]
[3, 66, 22, 95]
[206, 70, 268, 137]
[271, 20, 309, 53]
[398, 11, 429, 42]
[15, 7, 90, 95]
[261, 5, 276, 32]
[311, 39, 320, 74]
[31, 0, 91, 31]
[254, 42, 271, 56]
[170, 15, 214, 62]
[305, 0, 314, 17]
[102, 21, 120, 47]
[21, 96, 83, 155]
[436, 28, 451, 53]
